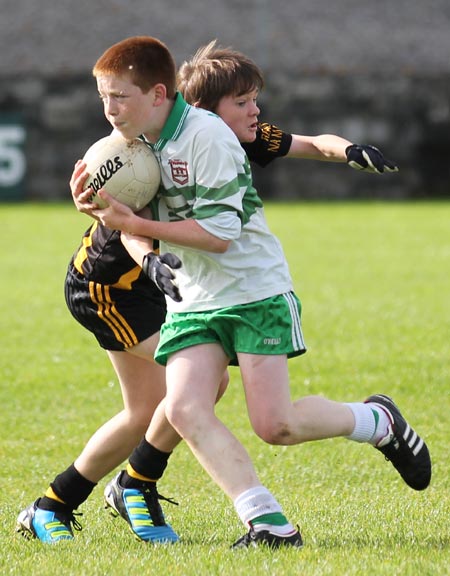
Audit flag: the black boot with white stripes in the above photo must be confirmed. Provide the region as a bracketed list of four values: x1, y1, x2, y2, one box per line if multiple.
[365, 394, 431, 490]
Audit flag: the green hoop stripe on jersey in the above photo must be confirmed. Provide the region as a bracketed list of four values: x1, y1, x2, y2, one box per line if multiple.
[89, 282, 139, 348]
[193, 201, 240, 220]
[239, 160, 264, 224]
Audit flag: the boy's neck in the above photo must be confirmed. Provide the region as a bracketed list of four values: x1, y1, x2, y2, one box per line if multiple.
[143, 97, 176, 143]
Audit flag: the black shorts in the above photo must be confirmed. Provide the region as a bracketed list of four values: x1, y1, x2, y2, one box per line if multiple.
[64, 265, 167, 351]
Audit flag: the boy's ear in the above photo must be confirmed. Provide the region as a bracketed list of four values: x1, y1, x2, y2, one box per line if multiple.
[193, 100, 201, 108]
[153, 83, 167, 105]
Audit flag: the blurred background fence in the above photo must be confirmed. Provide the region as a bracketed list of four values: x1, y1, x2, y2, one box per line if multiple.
[1, 0, 449, 201]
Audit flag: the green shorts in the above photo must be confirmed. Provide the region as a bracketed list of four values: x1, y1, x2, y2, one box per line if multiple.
[155, 292, 307, 366]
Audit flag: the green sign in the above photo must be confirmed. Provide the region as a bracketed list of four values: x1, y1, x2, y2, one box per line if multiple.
[0, 115, 26, 201]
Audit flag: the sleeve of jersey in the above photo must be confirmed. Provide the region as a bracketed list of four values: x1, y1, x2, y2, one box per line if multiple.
[243, 122, 293, 167]
[190, 121, 248, 242]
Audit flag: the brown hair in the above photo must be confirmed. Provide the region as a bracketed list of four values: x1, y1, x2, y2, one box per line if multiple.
[177, 40, 264, 112]
[93, 36, 177, 97]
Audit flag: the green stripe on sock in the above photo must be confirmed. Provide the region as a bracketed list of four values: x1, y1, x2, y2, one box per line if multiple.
[251, 512, 288, 527]
[371, 408, 380, 431]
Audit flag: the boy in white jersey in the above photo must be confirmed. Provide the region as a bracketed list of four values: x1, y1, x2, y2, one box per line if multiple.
[92, 38, 431, 548]
[16, 36, 401, 547]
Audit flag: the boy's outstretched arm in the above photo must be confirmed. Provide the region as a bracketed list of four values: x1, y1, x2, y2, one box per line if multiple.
[287, 133, 398, 173]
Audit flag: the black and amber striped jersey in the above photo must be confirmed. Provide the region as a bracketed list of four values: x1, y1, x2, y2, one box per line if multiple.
[70, 122, 292, 287]
[71, 221, 147, 288]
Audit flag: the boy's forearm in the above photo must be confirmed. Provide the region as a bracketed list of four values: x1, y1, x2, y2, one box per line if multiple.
[125, 214, 229, 253]
[120, 232, 154, 266]
[312, 134, 352, 161]
[288, 134, 351, 161]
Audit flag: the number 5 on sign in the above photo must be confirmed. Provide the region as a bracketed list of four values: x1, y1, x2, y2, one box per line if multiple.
[0, 124, 26, 189]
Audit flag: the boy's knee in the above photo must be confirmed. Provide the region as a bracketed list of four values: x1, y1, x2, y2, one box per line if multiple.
[165, 400, 193, 435]
[253, 420, 294, 445]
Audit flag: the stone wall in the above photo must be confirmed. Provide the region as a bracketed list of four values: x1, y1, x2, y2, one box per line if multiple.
[1, 0, 449, 200]
[257, 73, 450, 200]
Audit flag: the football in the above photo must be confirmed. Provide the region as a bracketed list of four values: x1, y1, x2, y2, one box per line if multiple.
[82, 135, 160, 211]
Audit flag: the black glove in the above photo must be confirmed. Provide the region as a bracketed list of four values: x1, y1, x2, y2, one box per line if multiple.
[345, 144, 398, 174]
[142, 252, 183, 302]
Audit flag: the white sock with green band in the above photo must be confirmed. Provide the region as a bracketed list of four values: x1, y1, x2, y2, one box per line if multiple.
[234, 486, 295, 536]
[346, 402, 392, 445]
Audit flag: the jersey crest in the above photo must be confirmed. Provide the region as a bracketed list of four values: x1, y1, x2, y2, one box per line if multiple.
[169, 159, 189, 185]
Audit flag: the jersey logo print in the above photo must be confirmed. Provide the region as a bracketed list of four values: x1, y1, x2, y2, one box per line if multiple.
[169, 159, 189, 185]
[260, 122, 283, 153]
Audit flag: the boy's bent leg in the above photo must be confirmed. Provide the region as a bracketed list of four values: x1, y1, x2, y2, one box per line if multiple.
[240, 353, 430, 489]
[240, 355, 430, 490]
[239, 353, 354, 444]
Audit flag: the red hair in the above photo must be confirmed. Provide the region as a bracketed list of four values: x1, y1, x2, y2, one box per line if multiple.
[93, 36, 177, 97]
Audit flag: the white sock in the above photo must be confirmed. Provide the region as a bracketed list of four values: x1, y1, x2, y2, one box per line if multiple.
[346, 402, 392, 445]
[234, 486, 296, 536]
[366, 401, 394, 446]
[234, 486, 282, 526]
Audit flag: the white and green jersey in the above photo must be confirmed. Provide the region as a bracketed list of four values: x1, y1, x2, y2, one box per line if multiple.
[152, 93, 293, 312]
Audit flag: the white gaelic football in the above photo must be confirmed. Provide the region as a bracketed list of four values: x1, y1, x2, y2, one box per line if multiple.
[82, 135, 160, 211]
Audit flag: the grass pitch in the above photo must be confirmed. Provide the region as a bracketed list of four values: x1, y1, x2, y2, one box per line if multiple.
[0, 201, 448, 575]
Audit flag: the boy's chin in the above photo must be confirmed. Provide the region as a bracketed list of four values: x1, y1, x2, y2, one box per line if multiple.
[240, 132, 257, 144]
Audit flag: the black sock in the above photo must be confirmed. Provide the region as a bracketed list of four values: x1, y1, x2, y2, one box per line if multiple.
[40, 463, 97, 510]
[128, 439, 171, 481]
